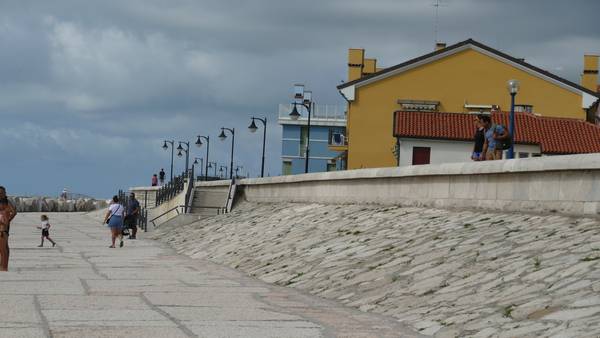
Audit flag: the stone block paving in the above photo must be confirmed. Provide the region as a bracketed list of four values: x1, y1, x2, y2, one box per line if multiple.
[155, 202, 600, 338]
[0, 212, 422, 338]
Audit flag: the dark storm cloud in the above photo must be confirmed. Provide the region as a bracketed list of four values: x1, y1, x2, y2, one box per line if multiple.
[0, 0, 599, 197]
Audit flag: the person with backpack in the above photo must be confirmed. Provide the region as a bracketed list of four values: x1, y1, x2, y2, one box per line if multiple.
[481, 115, 510, 160]
[124, 193, 140, 240]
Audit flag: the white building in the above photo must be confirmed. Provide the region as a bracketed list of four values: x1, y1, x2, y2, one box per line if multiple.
[393, 110, 600, 166]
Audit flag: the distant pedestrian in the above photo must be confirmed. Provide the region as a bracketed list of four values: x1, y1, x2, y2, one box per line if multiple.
[481, 115, 509, 160]
[37, 215, 56, 247]
[124, 193, 140, 240]
[103, 196, 124, 248]
[60, 188, 68, 200]
[151, 174, 158, 187]
[159, 169, 166, 185]
[471, 115, 485, 161]
[0, 186, 17, 271]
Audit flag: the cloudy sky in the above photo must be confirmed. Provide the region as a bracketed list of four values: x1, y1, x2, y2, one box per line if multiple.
[1, 0, 599, 198]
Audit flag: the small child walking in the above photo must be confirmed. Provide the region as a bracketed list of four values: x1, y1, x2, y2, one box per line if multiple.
[37, 215, 56, 247]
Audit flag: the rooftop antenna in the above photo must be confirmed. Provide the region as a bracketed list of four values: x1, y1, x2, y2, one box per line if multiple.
[433, 0, 448, 43]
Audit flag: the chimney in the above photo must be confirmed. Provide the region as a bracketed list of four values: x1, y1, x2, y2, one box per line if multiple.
[582, 54, 599, 92]
[348, 49, 364, 82]
[435, 42, 446, 51]
[363, 58, 377, 75]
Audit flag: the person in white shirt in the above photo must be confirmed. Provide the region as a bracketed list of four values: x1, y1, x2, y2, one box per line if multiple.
[103, 196, 125, 248]
[37, 215, 56, 247]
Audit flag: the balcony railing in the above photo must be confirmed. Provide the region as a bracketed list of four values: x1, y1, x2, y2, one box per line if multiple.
[278, 104, 346, 121]
[329, 130, 348, 146]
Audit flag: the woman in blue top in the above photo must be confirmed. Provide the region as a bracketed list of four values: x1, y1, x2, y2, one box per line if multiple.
[103, 196, 124, 248]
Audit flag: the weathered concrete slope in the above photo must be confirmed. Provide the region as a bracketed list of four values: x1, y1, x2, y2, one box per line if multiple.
[154, 202, 600, 338]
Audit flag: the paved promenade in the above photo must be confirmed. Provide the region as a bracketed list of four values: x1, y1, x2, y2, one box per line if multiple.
[0, 212, 422, 338]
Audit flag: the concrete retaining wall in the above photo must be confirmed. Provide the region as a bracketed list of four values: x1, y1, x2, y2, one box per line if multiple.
[129, 185, 187, 230]
[239, 154, 600, 216]
[129, 186, 160, 209]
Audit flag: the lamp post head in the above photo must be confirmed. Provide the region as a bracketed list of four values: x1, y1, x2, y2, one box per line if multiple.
[177, 143, 184, 151]
[177, 150, 183, 157]
[193, 159, 198, 165]
[218, 129, 227, 141]
[507, 79, 520, 95]
[195, 136, 203, 147]
[289, 104, 301, 120]
[248, 119, 258, 133]
[162, 141, 168, 150]
[208, 162, 212, 168]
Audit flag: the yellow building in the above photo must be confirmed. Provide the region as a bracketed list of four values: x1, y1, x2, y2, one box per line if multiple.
[337, 39, 600, 169]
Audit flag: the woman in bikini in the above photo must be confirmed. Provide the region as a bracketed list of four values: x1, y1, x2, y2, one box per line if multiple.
[0, 186, 17, 271]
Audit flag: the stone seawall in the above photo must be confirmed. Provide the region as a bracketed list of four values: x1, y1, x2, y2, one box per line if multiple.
[7, 196, 107, 212]
[238, 154, 600, 217]
[155, 201, 600, 337]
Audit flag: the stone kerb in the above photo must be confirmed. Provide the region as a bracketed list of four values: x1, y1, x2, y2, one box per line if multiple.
[239, 154, 600, 216]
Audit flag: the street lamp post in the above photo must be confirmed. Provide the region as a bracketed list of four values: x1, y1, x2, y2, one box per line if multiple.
[195, 135, 210, 181]
[207, 161, 218, 178]
[218, 127, 235, 179]
[193, 157, 204, 178]
[234, 165, 244, 179]
[248, 117, 267, 177]
[219, 166, 228, 179]
[176, 141, 190, 175]
[289, 89, 313, 173]
[507, 79, 520, 159]
[162, 140, 175, 182]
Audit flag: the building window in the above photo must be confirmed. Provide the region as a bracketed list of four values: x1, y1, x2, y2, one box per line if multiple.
[282, 161, 292, 175]
[397, 99, 440, 112]
[518, 152, 529, 158]
[514, 105, 534, 113]
[329, 128, 347, 146]
[532, 153, 542, 157]
[327, 160, 337, 172]
[412, 147, 431, 165]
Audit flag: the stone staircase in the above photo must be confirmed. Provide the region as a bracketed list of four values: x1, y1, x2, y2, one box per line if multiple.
[190, 185, 230, 215]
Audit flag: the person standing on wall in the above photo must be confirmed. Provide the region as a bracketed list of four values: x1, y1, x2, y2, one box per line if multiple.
[124, 193, 140, 240]
[481, 115, 509, 160]
[471, 114, 486, 161]
[159, 169, 166, 186]
[0, 186, 17, 271]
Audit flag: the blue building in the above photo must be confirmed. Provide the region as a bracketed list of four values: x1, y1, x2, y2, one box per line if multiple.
[279, 103, 347, 175]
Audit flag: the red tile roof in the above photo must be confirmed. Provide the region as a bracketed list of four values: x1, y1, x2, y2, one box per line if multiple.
[393, 111, 600, 154]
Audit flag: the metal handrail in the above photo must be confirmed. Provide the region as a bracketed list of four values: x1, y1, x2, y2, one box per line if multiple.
[225, 178, 236, 213]
[155, 171, 188, 206]
[148, 204, 225, 228]
[184, 166, 195, 213]
[148, 205, 186, 228]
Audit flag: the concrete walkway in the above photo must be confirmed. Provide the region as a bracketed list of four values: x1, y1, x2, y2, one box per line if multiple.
[0, 212, 423, 338]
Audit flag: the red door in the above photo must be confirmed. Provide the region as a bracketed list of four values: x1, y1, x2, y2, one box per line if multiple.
[412, 147, 431, 165]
